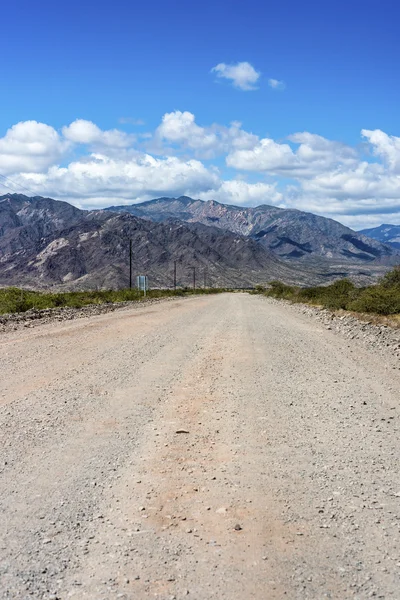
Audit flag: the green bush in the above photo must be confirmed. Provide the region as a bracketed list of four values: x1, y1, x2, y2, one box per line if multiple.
[381, 266, 400, 289]
[267, 281, 297, 299]
[256, 267, 400, 316]
[0, 286, 226, 315]
[348, 286, 400, 315]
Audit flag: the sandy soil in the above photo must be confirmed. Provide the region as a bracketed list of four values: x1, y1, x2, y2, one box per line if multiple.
[0, 293, 399, 599]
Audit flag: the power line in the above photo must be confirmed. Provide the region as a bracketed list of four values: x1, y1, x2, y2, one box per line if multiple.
[0, 173, 36, 197]
[174, 260, 177, 290]
[129, 239, 132, 289]
[0, 178, 18, 194]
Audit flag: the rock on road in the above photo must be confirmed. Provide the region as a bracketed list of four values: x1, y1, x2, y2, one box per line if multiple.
[0, 293, 399, 599]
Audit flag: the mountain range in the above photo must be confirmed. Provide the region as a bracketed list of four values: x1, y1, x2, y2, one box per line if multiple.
[359, 224, 400, 250]
[106, 196, 396, 263]
[0, 193, 398, 290]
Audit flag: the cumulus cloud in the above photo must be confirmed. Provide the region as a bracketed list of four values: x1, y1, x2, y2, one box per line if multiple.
[225, 128, 400, 226]
[18, 152, 221, 207]
[62, 119, 133, 149]
[156, 111, 218, 152]
[201, 180, 283, 207]
[1, 116, 400, 228]
[154, 111, 258, 158]
[268, 78, 285, 90]
[227, 138, 295, 172]
[361, 129, 400, 173]
[0, 121, 68, 174]
[281, 158, 400, 230]
[227, 132, 358, 176]
[211, 61, 260, 91]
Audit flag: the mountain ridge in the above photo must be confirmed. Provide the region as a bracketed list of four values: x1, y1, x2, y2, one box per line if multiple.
[0, 193, 396, 290]
[359, 224, 400, 250]
[105, 196, 397, 263]
[0, 194, 317, 289]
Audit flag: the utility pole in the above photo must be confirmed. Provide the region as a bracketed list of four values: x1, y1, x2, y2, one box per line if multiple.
[203, 268, 207, 289]
[129, 239, 132, 289]
[174, 260, 177, 291]
[191, 266, 196, 291]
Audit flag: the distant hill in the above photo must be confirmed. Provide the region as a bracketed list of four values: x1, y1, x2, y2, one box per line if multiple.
[358, 224, 400, 250]
[106, 196, 397, 263]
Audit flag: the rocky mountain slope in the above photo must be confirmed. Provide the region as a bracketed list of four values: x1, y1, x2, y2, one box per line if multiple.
[0, 194, 320, 289]
[106, 196, 397, 262]
[0, 194, 394, 289]
[359, 224, 400, 249]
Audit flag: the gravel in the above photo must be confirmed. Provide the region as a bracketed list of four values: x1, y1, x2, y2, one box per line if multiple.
[265, 297, 400, 361]
[0, 296, 185, 334]
[0, 293, 399, 599]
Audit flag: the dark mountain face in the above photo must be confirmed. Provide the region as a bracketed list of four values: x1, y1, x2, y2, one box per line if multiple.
[106, 197, 397, 262]
[0, 195, 320, 289]
[359, 224, 400, 250]
[0, 194, 395, 290]
[0, 194, 85, 255]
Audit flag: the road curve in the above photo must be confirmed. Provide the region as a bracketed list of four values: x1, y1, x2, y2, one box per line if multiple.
[0, 293, 399, 599]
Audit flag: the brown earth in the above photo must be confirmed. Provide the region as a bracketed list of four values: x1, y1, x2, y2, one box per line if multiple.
[0, 294, 399, 599]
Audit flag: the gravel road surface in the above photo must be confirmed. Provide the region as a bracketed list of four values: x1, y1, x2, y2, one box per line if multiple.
[1, 293, 399, 599]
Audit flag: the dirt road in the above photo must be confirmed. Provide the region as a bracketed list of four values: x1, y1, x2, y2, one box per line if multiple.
[1, 294, 399, 599]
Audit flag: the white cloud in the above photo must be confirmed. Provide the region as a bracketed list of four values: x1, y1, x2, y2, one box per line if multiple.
[156, 111, 218, 152]
[339, 212, 400, 230]
[202, 180, 283, 207]
[282, 160, 400, 229]
[268, 78, 285, 90]
[226, 128, 400, 226]
[227, 138, 295, 172]
[20, 162, 283, 211]
[18, 152, 220, 207]
[154, 111, 258, 158]
[62, 119, 133, 149]
[227, 132, 358, 176]
[1, 115, 400, 229]
[0, 121, 68, 174]
[361, 129, 400, 173]
[211, 61, 260, 91]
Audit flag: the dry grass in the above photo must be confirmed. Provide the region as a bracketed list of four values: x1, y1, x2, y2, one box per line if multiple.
[334, 309, 400, 329]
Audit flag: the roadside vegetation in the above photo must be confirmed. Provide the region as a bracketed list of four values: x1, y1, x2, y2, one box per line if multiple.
[0, 287, 227, 316]
[253, 266, 400, 316]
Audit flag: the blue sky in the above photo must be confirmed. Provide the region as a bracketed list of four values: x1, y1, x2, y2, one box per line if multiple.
[1, 0, 400, 228]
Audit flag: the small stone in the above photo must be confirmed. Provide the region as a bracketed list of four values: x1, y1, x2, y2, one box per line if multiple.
[234, 524, 242, 531]
[176, 429, 189, 434]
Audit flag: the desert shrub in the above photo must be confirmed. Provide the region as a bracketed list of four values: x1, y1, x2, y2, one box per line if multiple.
[348, 286, 400, 315]
[266, 281, 297, 299]
[0, 286, 227, 315]
[319, 279, 358, 310]
[253, 284, 266, 293]
[380, 266, 400, 289]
